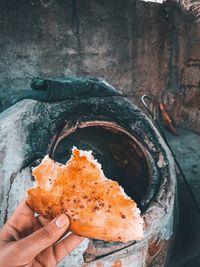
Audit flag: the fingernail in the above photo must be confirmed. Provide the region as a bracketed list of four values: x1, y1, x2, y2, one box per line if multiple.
[55, 214, 68, 228]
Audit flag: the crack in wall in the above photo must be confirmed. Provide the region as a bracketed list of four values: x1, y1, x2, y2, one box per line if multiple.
[3, 172, 18, 224]
[166, 2, 180, 94]
[71, 0, 82, 74]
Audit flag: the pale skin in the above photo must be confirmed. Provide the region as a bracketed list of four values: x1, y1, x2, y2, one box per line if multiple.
[0, 200, 84, 267]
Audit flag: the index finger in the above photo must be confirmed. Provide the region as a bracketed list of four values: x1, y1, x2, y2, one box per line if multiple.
[8, 200, 35, 224]
[5, 200, 35, 231]
[0, 200, 35, 241]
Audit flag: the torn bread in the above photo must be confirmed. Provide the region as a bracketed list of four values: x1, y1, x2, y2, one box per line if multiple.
[26, 147, 144, 242]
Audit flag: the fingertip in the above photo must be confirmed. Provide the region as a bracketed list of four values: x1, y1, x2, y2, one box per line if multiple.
[55, 214, 69, 228]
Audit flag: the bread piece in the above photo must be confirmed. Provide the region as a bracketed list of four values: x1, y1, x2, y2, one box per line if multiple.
[26, 147, 144, 242]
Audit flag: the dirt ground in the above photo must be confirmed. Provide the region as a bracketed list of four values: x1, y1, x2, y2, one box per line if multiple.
[166, 128, 200, 267]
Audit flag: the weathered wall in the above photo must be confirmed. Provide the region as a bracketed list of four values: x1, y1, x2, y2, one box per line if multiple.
[0, 0, 168, 109]
[169, 1, 200, 132]
[0, 0, 200, 132]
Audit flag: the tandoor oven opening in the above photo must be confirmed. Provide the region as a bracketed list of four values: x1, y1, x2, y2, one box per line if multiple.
[51, 121, 152, 210]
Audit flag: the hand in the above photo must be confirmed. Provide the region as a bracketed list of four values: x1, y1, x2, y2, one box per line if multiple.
[0, 200, 84, 267]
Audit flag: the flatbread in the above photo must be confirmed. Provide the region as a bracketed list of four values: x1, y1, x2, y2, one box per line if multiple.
[26, 147, 144, 242]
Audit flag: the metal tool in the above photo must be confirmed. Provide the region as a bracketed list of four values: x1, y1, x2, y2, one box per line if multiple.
[141, 95, 200, 215]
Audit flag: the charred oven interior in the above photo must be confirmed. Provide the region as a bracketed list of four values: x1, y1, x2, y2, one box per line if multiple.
[51, 122, 154, 211]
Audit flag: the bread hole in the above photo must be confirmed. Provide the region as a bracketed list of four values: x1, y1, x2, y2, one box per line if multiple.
[72, 184, 76, 189]
[121, 214, 126, 219]
[80, 205, 85, 209]
[83, 195, 88, 199]
[93, 206, 100, 211]
[108, 204, 112, 209]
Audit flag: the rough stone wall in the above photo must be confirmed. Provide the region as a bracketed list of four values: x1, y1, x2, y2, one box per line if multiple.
[0, 0, 200, 132]
[0, 0, 168, 109]
[169, 0, 200, 132]
[180, 0, 200, 18]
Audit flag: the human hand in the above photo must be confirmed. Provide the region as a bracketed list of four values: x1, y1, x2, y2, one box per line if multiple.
[0, 200, 84, 267]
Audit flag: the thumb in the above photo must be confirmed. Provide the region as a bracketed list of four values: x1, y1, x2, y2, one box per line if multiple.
[18, 214, 70, 259]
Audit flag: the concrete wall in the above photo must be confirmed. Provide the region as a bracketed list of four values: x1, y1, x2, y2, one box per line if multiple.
[0, 0, 168, 109]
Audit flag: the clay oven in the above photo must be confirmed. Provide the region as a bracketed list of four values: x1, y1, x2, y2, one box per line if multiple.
[0, 77, 176, 267]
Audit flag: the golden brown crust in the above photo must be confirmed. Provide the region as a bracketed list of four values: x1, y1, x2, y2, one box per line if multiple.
[26, 148, 144, 242]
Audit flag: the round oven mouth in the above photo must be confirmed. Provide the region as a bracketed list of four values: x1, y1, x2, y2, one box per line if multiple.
[50, 121, 157, 211]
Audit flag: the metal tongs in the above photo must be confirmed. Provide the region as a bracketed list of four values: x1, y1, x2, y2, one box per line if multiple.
[141, 95, 200, 215]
